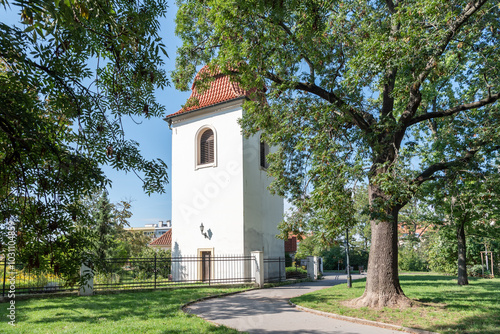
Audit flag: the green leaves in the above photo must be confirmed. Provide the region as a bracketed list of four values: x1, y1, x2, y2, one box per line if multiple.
[0, 0, 169, 273]
[174, 0, 500, 306]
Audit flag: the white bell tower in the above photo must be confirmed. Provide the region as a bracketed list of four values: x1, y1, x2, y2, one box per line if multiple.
[165, 66, 284, 263]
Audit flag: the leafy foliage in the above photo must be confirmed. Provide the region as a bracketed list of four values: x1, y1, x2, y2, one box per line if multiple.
[174, 0, 500, 305]
[420, 164, 500, 281]
[398, 245, 429, 272]
[0, 0, 169, 273]
[134, 247, 172, 279]
[425, 227, 500, 276]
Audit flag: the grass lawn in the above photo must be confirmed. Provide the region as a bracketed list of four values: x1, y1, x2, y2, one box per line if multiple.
[291, 274, 500, 334]
[0, 286, 251, 333]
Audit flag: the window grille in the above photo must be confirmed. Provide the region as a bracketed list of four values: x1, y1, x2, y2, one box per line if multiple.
[200, 129, 214, 165]
[260, 138, 269, 168]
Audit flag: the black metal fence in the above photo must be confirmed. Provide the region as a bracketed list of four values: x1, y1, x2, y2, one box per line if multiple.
[1, 254, 256, 297]
[94, 254, 255, 291]
[1, 259, 78, 297]
[264, 257, 285, 283]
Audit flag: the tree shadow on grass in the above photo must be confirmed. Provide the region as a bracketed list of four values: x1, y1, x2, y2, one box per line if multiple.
[291, 275, 499, 334]
[399, 274, 456, 286]
[429, 312, 500, 334]
[412, 290, 499, 311]
[0, 288, 242, 333]
[400, 276, 500, 312]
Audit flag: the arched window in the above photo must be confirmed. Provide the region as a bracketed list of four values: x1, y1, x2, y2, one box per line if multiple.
[199, 128, 215, 166]
[260, 136, 269, 169]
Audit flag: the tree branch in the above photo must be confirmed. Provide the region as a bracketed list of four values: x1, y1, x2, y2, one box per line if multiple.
[397, 0, 489, 132]
[413, 144, 500, 187]
[408, 91, 500, 126]
[275, 20, 316, 84]
[263, 71, 376, 132]
[257, 14, 376, 133]
[413, 1, 489, 90]
[385, 0, 397, 14]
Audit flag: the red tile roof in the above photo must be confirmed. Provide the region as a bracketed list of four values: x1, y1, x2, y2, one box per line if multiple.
[149, 229, 172, 247]
[284, 236, 297, 253]
[398, 223, 430, 238]
[165, 65, 252, 119]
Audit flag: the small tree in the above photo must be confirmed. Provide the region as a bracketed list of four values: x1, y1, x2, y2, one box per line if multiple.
[423, 166, 500, 284]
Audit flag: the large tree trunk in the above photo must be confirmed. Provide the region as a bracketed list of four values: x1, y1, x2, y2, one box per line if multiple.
[349, 183, 413, 308]
[457, 219, 469, 285]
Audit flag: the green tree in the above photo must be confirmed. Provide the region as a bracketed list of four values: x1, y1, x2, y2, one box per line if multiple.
[78, 191, 151, 260]
[294, 235, 326, 260]
[423, 165, 500, 284]
[94, 192, 117, 260]
[174, 0, 500, 307]
[397, 197, 432, 272]
[425, 224, 499, 276]
[118, 229, 152, 258]
[1, 0, 169, 272]
[321, 245, 344, 271]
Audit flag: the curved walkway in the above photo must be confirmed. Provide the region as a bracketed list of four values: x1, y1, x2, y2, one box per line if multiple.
[185, 273, 410, 334]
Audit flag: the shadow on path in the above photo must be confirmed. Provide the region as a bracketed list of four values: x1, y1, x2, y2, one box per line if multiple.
[186, 273, 405, 334]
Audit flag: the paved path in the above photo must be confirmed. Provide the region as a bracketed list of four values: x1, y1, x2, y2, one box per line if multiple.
[186, 273, 409, 334]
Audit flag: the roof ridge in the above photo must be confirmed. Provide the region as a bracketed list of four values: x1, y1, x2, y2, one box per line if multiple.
[165, 65, 251, 119]
[149, 229, 172, 246]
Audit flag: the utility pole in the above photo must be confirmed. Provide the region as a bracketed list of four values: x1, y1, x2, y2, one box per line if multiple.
[345, 228, 352, 288]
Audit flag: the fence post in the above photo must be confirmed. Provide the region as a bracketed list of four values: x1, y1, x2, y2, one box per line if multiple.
[154, 253, 157, 290]
[79, 263, 94, 296]
[313, 256, 319, 279]
[307, 256, 315, 280]
[251, 251, 264, 288]
[2, 260, 7, 297]
[279, 258, 282, 282]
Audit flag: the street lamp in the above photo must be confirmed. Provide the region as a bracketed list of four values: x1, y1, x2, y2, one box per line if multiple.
[200, 223, 209, 239]
[345, 228, 352, 288]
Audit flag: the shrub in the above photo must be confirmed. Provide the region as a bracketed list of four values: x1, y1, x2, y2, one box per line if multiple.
[468, 264, 484, 277]
[399, 246, 429, 272]
[285, 266, 307, 275]
[134, 248, 172, 279]
[285, 266, 307, 279]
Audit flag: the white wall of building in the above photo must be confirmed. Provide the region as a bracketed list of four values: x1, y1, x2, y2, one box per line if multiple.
[170, 100, 246, 257]
[242, 134, 284, 258]
[169, 98, 284, 282]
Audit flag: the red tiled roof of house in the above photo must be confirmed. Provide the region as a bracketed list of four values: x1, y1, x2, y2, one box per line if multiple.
[165, 65, 252, 119]
[284, 236, 297, 253]
[398, 222, 430, 238]
[149, 229, 172, 247]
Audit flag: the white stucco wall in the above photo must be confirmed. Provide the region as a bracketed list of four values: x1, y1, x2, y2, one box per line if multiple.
[169, 98, 284, 281]
[242, 134, 284, 259]
[170, 101, 246, 258]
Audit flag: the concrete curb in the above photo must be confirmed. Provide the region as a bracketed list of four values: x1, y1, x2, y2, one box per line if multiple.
[288, 300, 440, 334]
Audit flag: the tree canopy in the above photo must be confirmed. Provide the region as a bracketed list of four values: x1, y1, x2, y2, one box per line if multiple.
[1, 0, 169, 268]
[174, 0, 500, 307]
